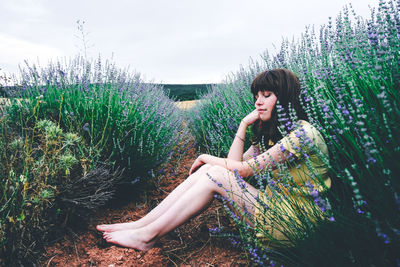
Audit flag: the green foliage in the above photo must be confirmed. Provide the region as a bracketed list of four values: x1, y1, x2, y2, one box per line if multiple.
[10, 55, 187, 184]
[0, 68, 12, 97]
[159, 83, 213, 101]
[0, 55, 188, 264]
[0, 114, 119, 264]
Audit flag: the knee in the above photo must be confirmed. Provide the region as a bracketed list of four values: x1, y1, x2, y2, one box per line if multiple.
[198, 164, 212, 172]
[205, 166, 231, 182]
[208, 165, 229, 174]
[200, 166, 233, 193]
[189, 164, 212, 178]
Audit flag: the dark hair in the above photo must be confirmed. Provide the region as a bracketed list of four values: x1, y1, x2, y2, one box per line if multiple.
[250, 68, 308, 150]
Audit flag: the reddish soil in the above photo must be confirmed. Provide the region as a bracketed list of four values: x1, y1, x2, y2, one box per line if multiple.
[41, 135, 251, 266]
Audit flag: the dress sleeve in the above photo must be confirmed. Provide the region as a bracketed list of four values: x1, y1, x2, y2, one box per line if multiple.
[277, 122, 322, 159]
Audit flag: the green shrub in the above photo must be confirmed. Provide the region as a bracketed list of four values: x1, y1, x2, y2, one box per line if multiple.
[0, 115, 120, 265]
[10, 55, 187, 185]
[160, 83, 213, 101]
[0, 55, 188, 265]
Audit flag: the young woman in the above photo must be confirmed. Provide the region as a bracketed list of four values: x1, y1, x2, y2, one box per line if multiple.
[96, 68, 331, 249]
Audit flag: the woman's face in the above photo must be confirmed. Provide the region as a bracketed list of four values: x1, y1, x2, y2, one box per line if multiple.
[254, 90, 277, 122]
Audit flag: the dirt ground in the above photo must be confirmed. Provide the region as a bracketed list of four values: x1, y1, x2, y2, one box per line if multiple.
[40, 132, 252, 266]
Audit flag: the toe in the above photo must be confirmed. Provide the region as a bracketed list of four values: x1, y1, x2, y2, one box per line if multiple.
[97, 225, 107, 231]
[106, 233, 115, 242]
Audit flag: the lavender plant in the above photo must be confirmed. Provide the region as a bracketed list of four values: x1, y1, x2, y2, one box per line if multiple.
[190, 0, 400, 265]
[10, 55, 188, 185]
[0, 68, 12, 97]
[0, 55, 188, 264]
[0, 114, 121, 265]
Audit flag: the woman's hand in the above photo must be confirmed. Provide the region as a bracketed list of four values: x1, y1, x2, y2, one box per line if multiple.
[189, 155, 206, 175]
[242, 109, 260, 126]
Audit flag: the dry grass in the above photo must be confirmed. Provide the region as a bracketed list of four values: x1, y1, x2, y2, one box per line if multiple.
[175, 100, 201, 110]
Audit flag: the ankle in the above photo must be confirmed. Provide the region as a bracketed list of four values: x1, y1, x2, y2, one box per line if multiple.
[139, 227, 159, 243]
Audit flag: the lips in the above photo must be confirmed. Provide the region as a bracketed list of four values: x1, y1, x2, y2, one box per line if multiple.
[257, 109, 267, 112]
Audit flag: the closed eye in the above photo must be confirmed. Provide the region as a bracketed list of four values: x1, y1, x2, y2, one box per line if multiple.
[255, 93, 271, 99]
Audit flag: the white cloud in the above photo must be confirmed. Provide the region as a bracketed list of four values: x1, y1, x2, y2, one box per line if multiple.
[1, 0, 46, 16]
[0, 34, 64, 74]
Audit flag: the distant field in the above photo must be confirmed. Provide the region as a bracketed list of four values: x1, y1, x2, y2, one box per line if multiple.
[158, 84, 213, 101]
[1, 84, 214, 101]
[175, 99, 201, 110]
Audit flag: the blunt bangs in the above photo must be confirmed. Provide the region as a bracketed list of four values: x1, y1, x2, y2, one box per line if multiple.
[250, 71, 278, 97]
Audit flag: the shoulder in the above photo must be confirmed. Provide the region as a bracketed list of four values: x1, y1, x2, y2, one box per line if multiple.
[280, 120, 314, 139]
[297, 120, 321, 138]
[278, 120, 328, 156]
[298, 120, 325, 142]
[296, 120, 328, 154]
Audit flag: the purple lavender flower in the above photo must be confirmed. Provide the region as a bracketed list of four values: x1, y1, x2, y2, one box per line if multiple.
[208, 227, 222, 234]
[280, 144, 286, 152]
[305, 181, 314, 189]
[310, 189, 319, 198]
[82, 122, 89, 132]
[377, 232, 390, 244]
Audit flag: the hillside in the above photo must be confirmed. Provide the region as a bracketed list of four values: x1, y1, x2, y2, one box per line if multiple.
[1, 83, 214, 101]
[158, 84, 214, 101]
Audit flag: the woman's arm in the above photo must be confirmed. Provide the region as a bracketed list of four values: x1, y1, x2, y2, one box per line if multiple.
[227, 110, 260, 161]
[227, 120, 248, 161]
[189, 154, 248, 177]
[190, 141, 288, 178]
[242, 144, 259, 161]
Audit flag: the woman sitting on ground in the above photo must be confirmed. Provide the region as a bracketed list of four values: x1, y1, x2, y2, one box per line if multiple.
[96, 68, 331, 250]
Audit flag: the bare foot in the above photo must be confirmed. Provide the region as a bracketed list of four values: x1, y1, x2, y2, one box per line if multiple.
[103, 229, 155, 251]
[96, 221, 139, 232]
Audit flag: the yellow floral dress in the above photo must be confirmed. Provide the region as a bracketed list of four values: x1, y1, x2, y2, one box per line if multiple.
[254, 120, 331, 245]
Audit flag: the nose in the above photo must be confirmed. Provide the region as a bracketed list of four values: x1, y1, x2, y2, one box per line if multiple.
[255, 95, 264, 106]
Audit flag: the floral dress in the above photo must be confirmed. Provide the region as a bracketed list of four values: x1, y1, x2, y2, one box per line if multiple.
[254, 120, 331, 244]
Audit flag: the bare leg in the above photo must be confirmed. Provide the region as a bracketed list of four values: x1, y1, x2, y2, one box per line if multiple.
[103, 165, 259, 250]
[97, 164, 213, 232]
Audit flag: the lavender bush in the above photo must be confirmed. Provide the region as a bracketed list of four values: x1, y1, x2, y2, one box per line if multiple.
[189, 0, 400, 265]
[0, 116, 122, 265]
[10, 55, 188, 184]
[0, 55, 188, 264]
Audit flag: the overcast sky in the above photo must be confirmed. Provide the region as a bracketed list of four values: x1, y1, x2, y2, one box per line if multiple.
[0, 0, 379, 84]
